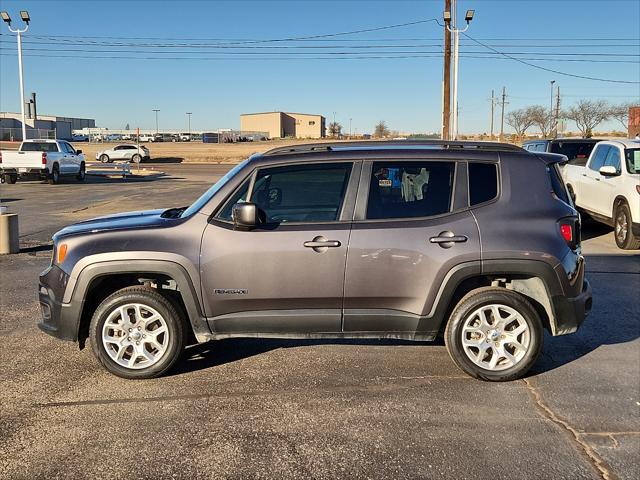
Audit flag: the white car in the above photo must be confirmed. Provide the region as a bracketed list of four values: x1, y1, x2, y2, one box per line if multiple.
[561, 139, 640, 249]
[139, 134, 155, 142]
[96, 144, 150, 163]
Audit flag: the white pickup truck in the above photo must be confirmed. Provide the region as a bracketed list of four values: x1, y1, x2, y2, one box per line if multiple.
[0, 139, 86, 185]
[561, 139, 640, 249]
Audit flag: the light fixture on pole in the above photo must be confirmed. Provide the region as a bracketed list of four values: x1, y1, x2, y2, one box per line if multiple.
[444, 4, 474, 140]
[152, 109, 160, 134]
[186, 112, 192, 139]
[1, 10, 30, 141]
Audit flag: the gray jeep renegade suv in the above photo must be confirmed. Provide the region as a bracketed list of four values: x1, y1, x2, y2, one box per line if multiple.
[38, 140, 592, 381]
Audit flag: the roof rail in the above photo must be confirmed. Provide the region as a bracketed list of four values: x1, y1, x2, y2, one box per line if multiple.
[263, 139, 523, 156]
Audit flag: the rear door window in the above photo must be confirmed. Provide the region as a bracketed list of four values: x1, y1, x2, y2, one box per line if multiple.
[551, 141, 596, 163]
[365, 162, 454, 219]
[469, 163, 499, 206]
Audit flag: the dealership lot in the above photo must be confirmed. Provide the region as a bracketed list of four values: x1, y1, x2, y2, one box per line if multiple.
[0, 165, 638, 479]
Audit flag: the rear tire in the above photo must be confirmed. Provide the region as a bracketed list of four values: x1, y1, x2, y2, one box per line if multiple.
[614, 203, 640, 250]
[4, 173, 17, 184]
[99, 154, 110, 163]
[48, 164, 60, 185]
[89, 286, 187, 379]
[76, 162, 86, 181]
[444, 287, 543, 381]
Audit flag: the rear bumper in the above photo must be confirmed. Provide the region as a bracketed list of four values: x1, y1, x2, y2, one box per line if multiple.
[1, 167, 47, 175]
[550, 279, 592, 336]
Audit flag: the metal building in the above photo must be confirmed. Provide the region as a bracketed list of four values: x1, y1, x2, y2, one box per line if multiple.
[240, 111, 326, 139]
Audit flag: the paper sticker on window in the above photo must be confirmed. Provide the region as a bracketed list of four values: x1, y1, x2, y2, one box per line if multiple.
[634, 150, 640, 170]
[378, 179, 392, 187]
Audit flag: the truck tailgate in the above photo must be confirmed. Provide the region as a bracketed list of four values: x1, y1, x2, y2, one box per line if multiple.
[1, 151, 45, 169]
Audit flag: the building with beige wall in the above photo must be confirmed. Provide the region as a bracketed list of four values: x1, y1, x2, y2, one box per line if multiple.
[240, 111, 325, 139]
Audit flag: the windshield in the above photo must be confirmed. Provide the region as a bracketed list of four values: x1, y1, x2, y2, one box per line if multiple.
[625, 148, 640, 174]
[550, 141, 597, 164]
[180, 159, 250, 218]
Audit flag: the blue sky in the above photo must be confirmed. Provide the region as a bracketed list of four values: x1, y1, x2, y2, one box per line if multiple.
[0, 0, 638, 134]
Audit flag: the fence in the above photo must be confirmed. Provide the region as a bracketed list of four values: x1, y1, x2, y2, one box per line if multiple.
[0, 127, 56, 142]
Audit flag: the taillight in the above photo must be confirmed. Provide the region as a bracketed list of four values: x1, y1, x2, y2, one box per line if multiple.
[42, 152, 47, 165]
[559, 218, 579, 250]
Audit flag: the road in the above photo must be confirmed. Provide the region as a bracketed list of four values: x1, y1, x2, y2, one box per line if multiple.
[1, 164, 638, 479]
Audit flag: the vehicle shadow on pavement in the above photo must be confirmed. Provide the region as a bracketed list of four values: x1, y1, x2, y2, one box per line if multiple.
[147, 157, 184, 163]
[171, 338, 437, 376]
[581, 221, 613, 241]
[530, 253, 640, 376]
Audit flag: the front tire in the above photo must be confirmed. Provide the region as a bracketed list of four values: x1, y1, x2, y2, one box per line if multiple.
[131, 154, 142, 164]
[89, 286, 186, 379]
[444, 287, 543, 381]
[76, 162, 86, 181]
[614, 203, 640, 250]
[99, 154, 110, 163]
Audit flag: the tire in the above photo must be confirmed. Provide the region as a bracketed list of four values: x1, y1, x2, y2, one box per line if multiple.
[76, 162, 86, 181]
[131, 154, 142, 164]
[614, 203, 640, 250]
[4, 173, 17, 184]
[89, 286, 186, 379]
[99, 154, 110, 163]
[444, 287, 543, 382]
[48, 164, 60, 185]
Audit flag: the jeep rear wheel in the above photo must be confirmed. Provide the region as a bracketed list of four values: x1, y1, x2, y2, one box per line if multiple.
[89, 286, 186, 379]
[444, 287, 543, 381]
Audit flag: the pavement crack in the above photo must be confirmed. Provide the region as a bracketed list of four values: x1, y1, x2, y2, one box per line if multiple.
[523, 378, 614, 480]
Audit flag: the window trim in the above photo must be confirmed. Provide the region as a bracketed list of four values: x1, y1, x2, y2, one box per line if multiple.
[212, 160, 360, 226]
[353, 158, 462, 223]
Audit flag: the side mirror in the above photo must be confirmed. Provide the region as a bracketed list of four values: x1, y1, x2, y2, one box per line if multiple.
[76, 149, 82, 154]
[232, 203, 259, 228]
[599, 165, 619, 177]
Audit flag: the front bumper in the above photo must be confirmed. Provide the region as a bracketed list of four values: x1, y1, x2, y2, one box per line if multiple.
[38, 265, 81, 341]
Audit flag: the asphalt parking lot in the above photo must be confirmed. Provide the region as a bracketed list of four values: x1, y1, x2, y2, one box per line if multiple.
[1, 164, 638, 479]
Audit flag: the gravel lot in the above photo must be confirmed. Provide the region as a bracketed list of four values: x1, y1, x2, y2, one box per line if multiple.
[1, 164, 638, 479]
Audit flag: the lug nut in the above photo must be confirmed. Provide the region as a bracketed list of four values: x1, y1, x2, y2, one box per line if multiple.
[138, 326, 142, 331]
[128, 328, 132, 332]
[495, 342, 499, 346]
[501, 335, 505, 339]
[136, 341, 140, 345]
[127, 337, 131, 341]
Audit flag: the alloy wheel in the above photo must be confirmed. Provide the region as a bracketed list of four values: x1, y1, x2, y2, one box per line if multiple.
[615, 210, 628, 245]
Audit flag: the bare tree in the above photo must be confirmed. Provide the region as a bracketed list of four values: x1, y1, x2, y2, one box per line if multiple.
[609, 102, 635, 130]
[374, 121, 390, 138]
[563, 100, 610, 137]
[505, 108, 535, 137]
[327, 122, 342, 137]
[527, 105, 553, 137]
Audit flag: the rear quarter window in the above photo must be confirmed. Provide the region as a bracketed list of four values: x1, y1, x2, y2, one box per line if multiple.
[548, 164, 571, 205]
[468, 163, 499, 206]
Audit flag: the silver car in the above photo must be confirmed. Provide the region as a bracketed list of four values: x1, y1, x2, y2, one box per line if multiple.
[96, 144, 150, 163]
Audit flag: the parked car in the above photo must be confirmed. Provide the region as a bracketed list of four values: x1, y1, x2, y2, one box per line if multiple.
[0, 139, 85, 184]
[38, 140, 591, 380]
[105, 134, 122, 142]
[96, 144, 150, 163]
[71, 134, 89, 142]
[561, 139, 640, 249]
[179, 133, 191, 142]
[139, 134, 155, 143]
[121, 134, 132, 141]
[522, 138, 600, 163]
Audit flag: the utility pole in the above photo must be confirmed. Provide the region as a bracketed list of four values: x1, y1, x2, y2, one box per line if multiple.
[441, 0, 452, 140]
[488, 89, 496, 139]
[499, 86, 508, 141]
[1, 10, 30, 141]
[554, 87, 561, 138]
[549, 80, 555, 138]
[349, 118, 352, 139]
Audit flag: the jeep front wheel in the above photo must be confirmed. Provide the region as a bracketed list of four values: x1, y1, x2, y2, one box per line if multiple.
[444, 287, 543, 381]
[89, 286, 186, 379]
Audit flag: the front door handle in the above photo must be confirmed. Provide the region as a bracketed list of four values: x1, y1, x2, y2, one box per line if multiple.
[304, 235, 341, 252]
[429, 231, 468, 249]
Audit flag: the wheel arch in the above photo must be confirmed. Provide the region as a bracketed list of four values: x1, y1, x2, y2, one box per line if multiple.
[70, 260, 209, 349]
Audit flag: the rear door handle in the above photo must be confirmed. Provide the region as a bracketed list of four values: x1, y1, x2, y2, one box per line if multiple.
[304, 235, 341, 252]
[429, 231, 468, 249]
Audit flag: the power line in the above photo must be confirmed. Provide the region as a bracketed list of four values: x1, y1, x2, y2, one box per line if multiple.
[462, 31, 640, 84]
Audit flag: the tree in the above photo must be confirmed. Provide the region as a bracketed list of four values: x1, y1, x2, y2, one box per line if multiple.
[505, 108, 535, 137]
[374, 120, 390, 138]
[563, 100, 610, 137]
[125, 123, 130, 130]
[527, 105, 553, 137]
[327, 122, 342, 137]
[609, 102, 635, 131]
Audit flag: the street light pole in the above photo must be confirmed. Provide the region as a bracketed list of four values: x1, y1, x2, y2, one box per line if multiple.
[444, 3, 474, 140]
[1, 11, 30, 141]
[152, 109, 160, 134]
[349, 118, 352, 139]
[186, 112, 192, 138]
